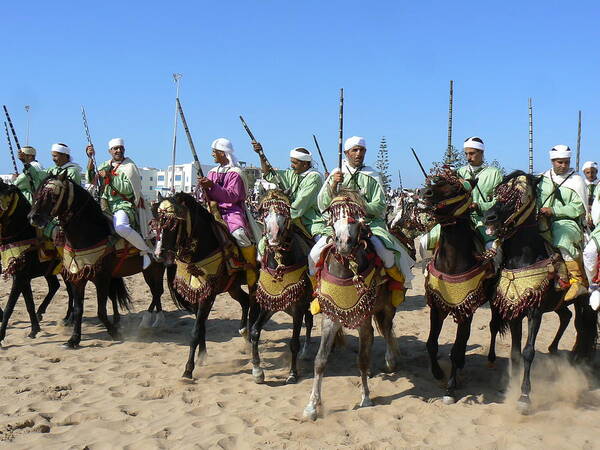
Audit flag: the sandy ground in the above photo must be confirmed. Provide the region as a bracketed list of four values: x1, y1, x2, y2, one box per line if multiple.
[0, 262, 599, 449]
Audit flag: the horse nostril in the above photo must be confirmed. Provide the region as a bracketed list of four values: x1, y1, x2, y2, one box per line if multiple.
[422, 189, 433, 198]
[486, 214, 497, 223]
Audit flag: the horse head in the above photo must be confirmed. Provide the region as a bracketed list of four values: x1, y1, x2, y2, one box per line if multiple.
[484, 170, 538, 239]
[258, 189, 291, 248]
[0, 179, 20, 220]
[327, 189, 368, 257]
[28, 172, 73, 228]
[419, 166, 475, 224]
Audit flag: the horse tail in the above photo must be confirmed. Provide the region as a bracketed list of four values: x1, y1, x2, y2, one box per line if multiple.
[490, 305, 510, 337]
[166, 264, 195, 313]
[334, 327, 346, 349]
[109, 277, 132, 311]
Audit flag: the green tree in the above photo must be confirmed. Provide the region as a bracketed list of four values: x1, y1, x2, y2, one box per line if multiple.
[376, 136, 391, 193]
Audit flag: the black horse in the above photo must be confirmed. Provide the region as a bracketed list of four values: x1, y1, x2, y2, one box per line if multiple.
[484, 170, 597, 413]
[420, 168, 497, 404]
[29, 173, 167, 348]
[0, 179, 72, 344]
[250, 190, 313, 384]
[153, 192, 257, 379]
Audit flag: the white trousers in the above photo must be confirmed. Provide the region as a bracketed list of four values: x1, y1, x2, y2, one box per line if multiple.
[308, 235, 395, 276]
[583, 239, 598, 285]
[113, 210, 151, 253]
[232, 227, 253, 248]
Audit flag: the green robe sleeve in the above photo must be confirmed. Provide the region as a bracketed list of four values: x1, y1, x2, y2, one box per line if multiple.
[363, 176, 387, 219]
[537, 177, 585, 221]
[290, 172, 322, 220]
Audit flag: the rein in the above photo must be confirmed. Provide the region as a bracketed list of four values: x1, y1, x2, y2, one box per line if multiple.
[434, 190, 473, 226]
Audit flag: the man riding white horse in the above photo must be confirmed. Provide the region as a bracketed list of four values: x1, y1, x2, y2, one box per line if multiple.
[308, 136, 414, 306]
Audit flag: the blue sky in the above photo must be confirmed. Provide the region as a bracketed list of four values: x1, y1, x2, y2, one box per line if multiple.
[2, 0, 599, 187]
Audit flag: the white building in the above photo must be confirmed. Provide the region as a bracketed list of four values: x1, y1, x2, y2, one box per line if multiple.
[0, 174, 14, 184]
[139, 167, 159, 202]
[156, 162, 213, 195]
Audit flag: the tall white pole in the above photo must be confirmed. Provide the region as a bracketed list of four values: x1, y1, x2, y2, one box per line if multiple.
[24, 105, 30, 146]
[171, 74, 182, 192]
[528, 98, 533, 174]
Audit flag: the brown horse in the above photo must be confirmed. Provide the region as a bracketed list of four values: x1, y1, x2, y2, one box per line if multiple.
[153, 192, 257, 379]
[303, 190, 399, 421]
[29, 173, 167, 348]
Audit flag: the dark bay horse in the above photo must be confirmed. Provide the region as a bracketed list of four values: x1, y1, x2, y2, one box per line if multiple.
[251, 190, 313, 384]
[29, 173, 166, 348]
[153, 192, 257, 379]
[0, 180, 71, 344]
[420, 168, 497, 404]
[484, 171, 598, 413]
[303, 190, 399, 421]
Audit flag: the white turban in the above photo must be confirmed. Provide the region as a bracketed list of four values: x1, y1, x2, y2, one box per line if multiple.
[20, 146, 36, 156]
[211, 138, 238, 167]
[108, 138, 125, 149]
[463, 136, 485, 151]
[549, 144, 571, 160]
[51, 143, 70, 155]
[582, 161, 597, 170]
[289, 148, 312, 162]
[344, 136, 366, 151]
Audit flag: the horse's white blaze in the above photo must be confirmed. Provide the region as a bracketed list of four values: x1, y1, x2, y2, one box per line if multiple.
[265, 208, 287, 245]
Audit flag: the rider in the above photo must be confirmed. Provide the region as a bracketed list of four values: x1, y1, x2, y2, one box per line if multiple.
[47, 143, 83, 184]
[583, 185, 600, 310]
[582, 161, 598, 230]
[308, 136, 414, 306]
[538, 144, 588, 302]
[419, 136, 503, 255]
[86, 138, 154, 269]
[251, 142, 326, 254]
[12, 146, 45, 204]
[198, 138, 258, 287]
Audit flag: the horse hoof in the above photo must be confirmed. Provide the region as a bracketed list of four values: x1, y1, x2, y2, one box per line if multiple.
[181, 371, 193, 380]
[62, 341, 79, 349]
[286, 374, 298, 384]
[360, 397, 374, 408]
[239, 327, 249, 340]
[303, 405, 318, 421]
[442, 395, 456, 405]
[139, 311, 154, 329]
[252, 367, 265, 384]
[28, 329, 41, 339]
[517, 396, 531, 415]
[384, 361, 397, 374]
[152, 311, 165, 328]
[548, 346, 558, 355]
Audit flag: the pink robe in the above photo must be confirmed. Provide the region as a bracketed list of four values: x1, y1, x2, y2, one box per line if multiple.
[206, 168, 249, 233]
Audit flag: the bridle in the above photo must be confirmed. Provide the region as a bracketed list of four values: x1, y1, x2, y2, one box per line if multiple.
[492, 176, 537, 240]
[155, 198, 193, 261]
[425, 176, 474, 227]
[327, 196, 369, 270]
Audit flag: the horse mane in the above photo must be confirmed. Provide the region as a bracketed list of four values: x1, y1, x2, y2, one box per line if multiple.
[173, 192, 214, 226]
[495, 170, 537, 212]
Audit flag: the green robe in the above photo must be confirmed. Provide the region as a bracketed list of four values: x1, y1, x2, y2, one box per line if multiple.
[14, 162, 45, 204]
[425, 164, 503, 251]
[46, 162, 83, 185]
[537, 170, 586, 258]
[318, 163, 413, 275]
[90, 160, 137, 225]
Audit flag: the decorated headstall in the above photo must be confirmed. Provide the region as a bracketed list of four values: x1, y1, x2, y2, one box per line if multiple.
[492, 175, 536, 239]
[36, 177, 75, 219]
[155, 198, 192, 245]
[0, 189, 18, 219]
[327, 192, 367, 229]
[258, 189, 292, 225]
[424, 167, 473, 225]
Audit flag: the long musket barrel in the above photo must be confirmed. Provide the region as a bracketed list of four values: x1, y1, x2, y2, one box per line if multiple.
[338, 88, 344, 172]
[447, 80, 453, 160]
[576, 110, 582, 172]
[312, 134, 328, 173]
[528, 98, 534, 174]
[4, 121, 18, 173]
[3, 105, 22, 152]
[398, 169, 403, 191]
[176, 98, 204, 177]
[81, 106, 99, 171]
[239, 115, 284, 186]
[410, 147, 429, 179]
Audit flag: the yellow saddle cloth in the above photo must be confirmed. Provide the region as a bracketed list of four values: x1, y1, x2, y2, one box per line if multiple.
[173, 250, 226, 304]
[257, 264, 308, 311]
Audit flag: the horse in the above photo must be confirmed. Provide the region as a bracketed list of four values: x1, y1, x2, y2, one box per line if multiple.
[0, 179, 72, 345]
[419, 167, 497, 404]
[28, 172, 167, 348]
[152, 191, 257, 379]
[303, 189, 399, 421]
[250, 189, 313, 384]
[483, 170, 598, 413]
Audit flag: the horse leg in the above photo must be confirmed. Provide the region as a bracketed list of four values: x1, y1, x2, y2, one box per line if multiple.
[426, 304, 446, 380]
[299, 307, 314, 360]
[303, 316, 341, 421]
[36, 275, 60, 321]
[286, 304, 304, 384]
[65, 282, 86, 348]
[249, 308, 275, 384]
[228, 281, 250, 339]
[21, 281, 41, 338]
[572, 296, 598, 362]
[509, 319, 523, 380]
[374, 305, 398, 373]
[517, 308, 543, 414]
[444, 315, 473, 405]
[0, 280, 22, 345]
[144, 266, 165, 328]
[487, 306, 503, 367]
[182, 298, 215, 379]
[548, 305, 572, 354]
[358, 317, 375, 407]
[63, 281, 74, 325]
[95, 279, 121, 341]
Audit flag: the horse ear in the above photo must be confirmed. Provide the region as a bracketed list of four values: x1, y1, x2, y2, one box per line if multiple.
[157, 192, 164, 201]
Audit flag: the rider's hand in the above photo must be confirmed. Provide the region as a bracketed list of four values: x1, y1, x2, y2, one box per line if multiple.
[11, 173, 17, 180]
[86, 145, 95, 158]
[332, 171, 344, 189]
[198, 177, 214, 189]
[539, 207, 553, 217]
[469, 202, 479, 212]
[252, 142, 263, 154]
[98, 170, 107, 178]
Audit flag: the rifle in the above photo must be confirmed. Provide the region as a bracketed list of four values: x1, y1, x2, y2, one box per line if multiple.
[312, 134, 328, 174]
[410, 147, 429, 179]
[3, 105, 22, 153]
[576, 110, 582, 172]
[540, 170, 575, 209]
[81, 106, 102, 199]
[337, 88, 344, 173]
[4, 121, 18, 174]
[397, 169, 403, 191]
[176, 98, 204, 177]
[528, 98, 534, 174]
[447, 80, 453, 161]
[239, 115, 284, 187]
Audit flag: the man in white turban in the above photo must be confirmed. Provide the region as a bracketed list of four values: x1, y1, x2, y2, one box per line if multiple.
[308, 136, 414, 307]
[86, 138, 154, 269]
[582, 161, 598, 213]
[47, 143, 83, 184]
[198, 138, 259, 287]
[538, 144, 588, 301]
[12, 146, 45, 204]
